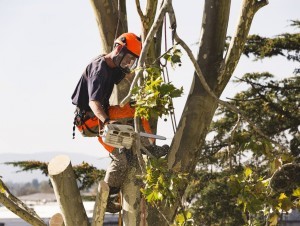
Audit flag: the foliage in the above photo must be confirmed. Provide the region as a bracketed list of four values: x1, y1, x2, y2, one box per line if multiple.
[228, 166, 300, 225]
[5, 161, 49, 175]
[189, 72, 300, 225]
[191, 25, 300, 224]
[131, 47, 183, 119]
[141, 158, 188, 206]
[5, 161, 105, 190]
[140, 157, 193, 225]
[73, 162, 105, 190]
[186, 169, 246, 225]
[243, 20, 300, 74]
[163, 47, 183, 68]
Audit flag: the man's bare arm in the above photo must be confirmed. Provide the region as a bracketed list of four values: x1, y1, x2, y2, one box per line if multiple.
[89, 100, 109, 123]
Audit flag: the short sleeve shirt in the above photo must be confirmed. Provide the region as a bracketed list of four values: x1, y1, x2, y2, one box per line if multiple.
[71, 55, 125, 112]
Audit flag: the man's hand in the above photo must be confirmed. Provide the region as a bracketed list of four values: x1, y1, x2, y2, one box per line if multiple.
[105, 120, 121, 125]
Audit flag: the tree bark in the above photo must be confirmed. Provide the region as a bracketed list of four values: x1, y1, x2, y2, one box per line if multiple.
[122, 164, 143, 226]
[92, 180, 110, 226]
[48, 155, 89, 226]
[0, 179, 46, 226]
[89, 0, 127, 54]
[217, 0, 269, 95]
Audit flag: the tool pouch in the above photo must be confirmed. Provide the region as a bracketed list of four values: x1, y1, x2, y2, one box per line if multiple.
[74, 108, 100, 137]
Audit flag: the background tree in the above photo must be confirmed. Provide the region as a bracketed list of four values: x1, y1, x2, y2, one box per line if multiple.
[187, 21, 300, 225]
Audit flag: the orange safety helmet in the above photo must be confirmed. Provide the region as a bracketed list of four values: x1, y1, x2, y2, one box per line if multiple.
[113, 33, 142, 73]
[114, 33, 142, 56]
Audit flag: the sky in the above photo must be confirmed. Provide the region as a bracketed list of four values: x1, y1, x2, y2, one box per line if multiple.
[0, 0, 299, 161]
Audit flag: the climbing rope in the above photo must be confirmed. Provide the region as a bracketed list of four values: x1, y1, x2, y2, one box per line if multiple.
[160, 15, 178, 134]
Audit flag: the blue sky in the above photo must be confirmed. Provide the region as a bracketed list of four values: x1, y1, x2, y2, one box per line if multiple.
[0, 0, 299, 160]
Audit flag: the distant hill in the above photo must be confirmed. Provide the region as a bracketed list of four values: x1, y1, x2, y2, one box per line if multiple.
[0, 152, 111, 183]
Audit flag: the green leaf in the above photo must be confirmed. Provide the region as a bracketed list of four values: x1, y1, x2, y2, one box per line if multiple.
[292, 187, 300, 197]
[279, 193, 287, 200]
[280, 197, 292, 212]
[269, 213, 278, 226]
[244, 167, 252, 178]
[146, 192, 156, 204]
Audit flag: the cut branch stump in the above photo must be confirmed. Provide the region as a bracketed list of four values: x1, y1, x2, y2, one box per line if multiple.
[92, 180, 109, 226]
[49, 213, 65, 226]
[48, 155, 89, 226]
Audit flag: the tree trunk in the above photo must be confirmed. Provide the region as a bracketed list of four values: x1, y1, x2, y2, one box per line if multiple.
[89, 0, 127, 54]
[122, 161, 143, 226]
[92, 180, 110, 226]
[48, 155, 89, 226]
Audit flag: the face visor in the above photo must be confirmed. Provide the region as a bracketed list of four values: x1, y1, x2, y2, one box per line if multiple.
[113, 45, 139, 73]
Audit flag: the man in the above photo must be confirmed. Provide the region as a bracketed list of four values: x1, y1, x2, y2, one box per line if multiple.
[71, 33, 169, 213]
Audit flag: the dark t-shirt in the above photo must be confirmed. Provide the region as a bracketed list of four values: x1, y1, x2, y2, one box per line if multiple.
[71, 55, 125, 112]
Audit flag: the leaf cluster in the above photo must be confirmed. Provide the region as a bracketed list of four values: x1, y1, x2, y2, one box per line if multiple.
[131, 66, 183, 119]
[140, 158, 194, 225]
[186, 169, 245, 225]
[229, 166, 300, 225]
[163, 47, 183, 68]
[141, 158, 188, 207]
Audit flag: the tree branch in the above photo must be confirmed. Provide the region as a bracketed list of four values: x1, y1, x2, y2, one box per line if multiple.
[167, 5, 290, 154]
[254, 0, 269, 11]
[217, 0, 269, 94]
[135, 0, 145, 20]
[0, 179, 46, 226]
[48, 155, 89, 226]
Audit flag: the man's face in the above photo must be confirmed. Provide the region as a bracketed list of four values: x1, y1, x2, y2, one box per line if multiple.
[113, 45, 138, 73]
[119, 53, 137, 70]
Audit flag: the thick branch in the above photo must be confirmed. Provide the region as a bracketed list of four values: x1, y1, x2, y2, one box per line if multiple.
[48, 155, 89, 226]
[167, 6, 289, 153]
[135, 0, 145, 20]
[0, 179, 46, 226]
[89, 0, 127, 53]
[92, 181, 110, 226]
[218, 0, 269, 95]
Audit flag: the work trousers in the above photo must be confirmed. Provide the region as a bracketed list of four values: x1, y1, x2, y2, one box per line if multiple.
[104, 148, 129, 190]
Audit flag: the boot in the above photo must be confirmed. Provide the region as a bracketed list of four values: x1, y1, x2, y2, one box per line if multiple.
[106, 187, 122, 213]
[106, 195, 122, 213]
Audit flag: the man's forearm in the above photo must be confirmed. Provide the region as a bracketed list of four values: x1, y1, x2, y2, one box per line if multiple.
[89, 100, 109, 123]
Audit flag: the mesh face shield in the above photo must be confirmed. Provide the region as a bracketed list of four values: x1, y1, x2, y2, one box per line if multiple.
[113, 45, 139, 73]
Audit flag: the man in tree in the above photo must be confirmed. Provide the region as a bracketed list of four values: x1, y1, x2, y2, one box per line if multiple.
[71, 32, 169, 213]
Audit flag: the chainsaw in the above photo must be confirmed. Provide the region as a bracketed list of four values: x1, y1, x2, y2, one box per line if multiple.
[100, 124, 166, 149]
